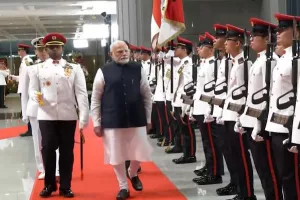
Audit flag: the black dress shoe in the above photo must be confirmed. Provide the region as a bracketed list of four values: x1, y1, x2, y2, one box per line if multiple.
[193, 175, 222, 185]
[129, 176, 143, 191]
[216, 182, 237, 196]
[149, 134, 162, 139]
[59, 189, 74, 198]
[194, 166, 208, 176]
[0, 105, 7, 108]
[157, 137, 164, 142]
[157, 141, 171, 147]
[137, 166, 141, 173]
[165, 146, 183, 154]
[172, 156, 197, 164]
[20, 131, 32, 137]
[39, 185, 57, 197]
[227, 195, 257, 200]
[116, 189, 130, 200]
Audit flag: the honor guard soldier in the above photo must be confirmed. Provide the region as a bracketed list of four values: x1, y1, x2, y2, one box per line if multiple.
[261, 13, 300, 200]
[192, 32, 224, 185]
[192, 34, 208, 174]
[243, 18, 283, 200]
[29, 33, 89, 198]
[220, 24, 256, 200]
[153, 47, 172, 146]
[21, 37, 60, 180]
[10, 44, 34, 137]
[210, 24, 240, 196]
[0, 58, 9, 108]
[163, 42, 183, 154]
[171, 37, 196, 164]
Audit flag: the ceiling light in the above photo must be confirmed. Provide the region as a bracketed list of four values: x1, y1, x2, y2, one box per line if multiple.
[73, 39, 89, 48]
[83, 24, 109, 39]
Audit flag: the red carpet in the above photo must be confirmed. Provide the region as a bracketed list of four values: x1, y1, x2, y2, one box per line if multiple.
[0, 125, 27, 140]
[18, 122, 187, 200]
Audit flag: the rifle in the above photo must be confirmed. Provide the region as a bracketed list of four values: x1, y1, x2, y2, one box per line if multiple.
[201, 50, 220, 104]
[211, 53, 230, 108]
[248, 26, 274, 139]
[162, 49, 165, 93]
[270, 18, 299, 148]
[227, 29, 250, 115]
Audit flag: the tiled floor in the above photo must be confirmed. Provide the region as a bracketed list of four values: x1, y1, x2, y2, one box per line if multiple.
[0, 94, 265, 200]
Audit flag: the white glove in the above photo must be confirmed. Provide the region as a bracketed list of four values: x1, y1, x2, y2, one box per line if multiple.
[79, 122, 87, 129]
[22, 117, 29, 124]
[158, 52, 165, 61]
[251, 120, 264, 142]
[234, 117, 246, 134]
[288, 146, 298, 154]
[216, 116, 224, 125]
[167, 50, 175, 57]
[204, 105, 214, 123]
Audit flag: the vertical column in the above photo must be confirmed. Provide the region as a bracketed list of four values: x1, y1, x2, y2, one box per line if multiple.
[116, 0, 152, 47]
[261, 0, 286, 23]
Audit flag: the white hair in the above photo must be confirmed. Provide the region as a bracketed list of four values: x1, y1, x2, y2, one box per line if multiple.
[110, 40, 127, 52]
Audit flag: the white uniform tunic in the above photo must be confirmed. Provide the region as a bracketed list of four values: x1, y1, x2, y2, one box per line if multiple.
[242, 51, 278, 137]
[153, 66, 166, 102]
[91, 67, 153, 165]
[172, 56, 193, 114]
[212, 57, 231, 117]
[265, 46, 293, 133]
[11, 55, 33, 93]
[141, 59, 152, 81]
[223, 51, 253, 127]
[28, 58, 89, 126]
[164, 56, 181, 102]
[193, 58, 212, 115]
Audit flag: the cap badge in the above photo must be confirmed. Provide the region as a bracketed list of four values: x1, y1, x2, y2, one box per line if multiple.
[52, 36, 56, 40]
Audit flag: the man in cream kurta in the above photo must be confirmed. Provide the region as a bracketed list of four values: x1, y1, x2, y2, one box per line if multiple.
[91, 40, 152, 200]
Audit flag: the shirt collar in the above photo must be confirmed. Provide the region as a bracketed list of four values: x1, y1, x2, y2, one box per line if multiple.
[232, 51, 244, 64]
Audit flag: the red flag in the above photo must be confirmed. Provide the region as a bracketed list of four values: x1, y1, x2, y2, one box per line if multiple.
[151, 0, 162, 50]
[157, 0, 185, 46]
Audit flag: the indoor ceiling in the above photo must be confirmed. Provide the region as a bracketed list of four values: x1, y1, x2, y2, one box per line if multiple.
[0, 0, 117, 41]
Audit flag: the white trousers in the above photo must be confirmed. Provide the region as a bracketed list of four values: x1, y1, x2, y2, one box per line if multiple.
[113, 160, 140, 190]
[29, 117, 59, 173]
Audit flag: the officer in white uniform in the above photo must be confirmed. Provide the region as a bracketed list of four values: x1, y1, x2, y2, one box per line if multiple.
[153, 47, 172, 146]
[222, 24, 256, 200]
[163, 42, 182, 153]
[243, 18, 282, 200]
[21, 37, 60, 180]
[262, 13, 300, 199]
[29, 33, 89, 198]
[171, 37, 196, 164]
[10, 44, 34, 137]
[193, 32, 224, 185]
[0, 58, 9, 108]
[209, 24, 239, 197]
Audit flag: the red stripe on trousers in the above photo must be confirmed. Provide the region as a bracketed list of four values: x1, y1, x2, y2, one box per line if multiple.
[207, 123, 217, 176]
[187, 117, 195, 157]
[294, 154, 300, 199]
[265, 140, 280, 200]
[155, 105, 163, 135]
[164, 104, 172, 141]
[238, 134, 251, 197]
